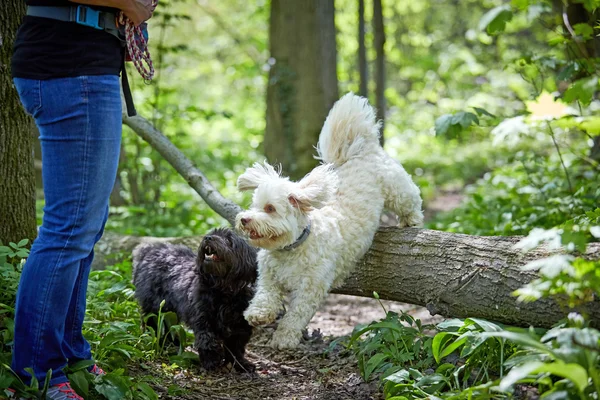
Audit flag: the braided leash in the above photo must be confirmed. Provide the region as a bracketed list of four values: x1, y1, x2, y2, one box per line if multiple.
[117, 2, 157, 81]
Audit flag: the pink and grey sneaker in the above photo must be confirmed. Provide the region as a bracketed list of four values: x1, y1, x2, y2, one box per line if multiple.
[89, 364, 106, 376]
[6, 381, 85, 399]
[45, 383, 83, 400]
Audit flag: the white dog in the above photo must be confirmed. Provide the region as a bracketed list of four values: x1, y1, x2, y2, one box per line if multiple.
[235, 93, 423, 349]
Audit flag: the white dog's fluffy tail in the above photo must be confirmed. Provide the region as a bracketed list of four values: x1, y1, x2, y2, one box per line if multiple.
[316, 93, 381, 166]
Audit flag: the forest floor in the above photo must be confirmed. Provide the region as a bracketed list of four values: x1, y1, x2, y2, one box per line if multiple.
[131, 192, 461, 399]
[134, 296, 441, 400]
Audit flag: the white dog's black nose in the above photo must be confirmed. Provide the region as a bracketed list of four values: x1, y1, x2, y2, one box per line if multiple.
[241, 218, 250, 226]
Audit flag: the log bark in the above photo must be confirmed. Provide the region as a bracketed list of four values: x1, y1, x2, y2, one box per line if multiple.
[0, 0, 37, 244]
[93, 227, 600, 328]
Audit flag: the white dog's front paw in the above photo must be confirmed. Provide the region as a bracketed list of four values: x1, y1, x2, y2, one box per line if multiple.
[269, 328, 301, 349]
[399, 211, 424, 228]
[244, 305, 277, 327]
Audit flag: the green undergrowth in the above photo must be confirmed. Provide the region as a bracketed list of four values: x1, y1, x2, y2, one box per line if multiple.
[346, 307, 599, 399]
[0, 245, 198, 400]
[345, 217, 600, 399]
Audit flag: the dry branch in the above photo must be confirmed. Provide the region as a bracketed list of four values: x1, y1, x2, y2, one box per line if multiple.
[122, 114, 242, 225]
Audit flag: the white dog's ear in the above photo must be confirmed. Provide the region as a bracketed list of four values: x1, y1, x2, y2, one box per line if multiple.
[237, 162, 280, 192]
[288, 164, 337, 212]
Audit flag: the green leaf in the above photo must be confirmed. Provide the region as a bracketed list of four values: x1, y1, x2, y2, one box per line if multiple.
[579, 117, 600, 135]
[383, 369, 411, 384]
[67, 360, 95, 373]
[136, 382, 159, 400]
[95, 374, 131, 400]
[563, 77, 599, 106]
[363, 353, 388, 381]
[415, 373, 447, 391]
[581, 0, 600, 12]
[101, 281, 127, 295]
[350, 321, 408, 344]
[439, 334, 470, 360]
[23, 368, 38, 390]
[106, 346, 132, 360]
[40, 369, 52, 397]
[557, 64, 578, 81]
[460, 332, 489, 357]
[437, 319, 465, 332]
[573, 23, 594, 40]
[466, 318, 504, 332]
[479, 5, 513, 35]
[511, 0, 529, 10]
[481, 331, 555, 357]
[68, 370, 88, 398]
[16, 239, 29, 248]
[561, 230, 588, 253]
[473, 107, 496, 118]
[451, 112, 479, 128]
[0, 375, 14, 390]
[435, 114, 453, 137]
[499, 361, 588, 393]
[16, 250, 29, 259]
[432, 332, 457, 363]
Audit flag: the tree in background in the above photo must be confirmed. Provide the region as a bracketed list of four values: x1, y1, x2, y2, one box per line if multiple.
[264, 0, 339, 179]
[358, 0, 368, 97]
[555, 0, 600, 160]
[373, 0, 386, 146]
[0, 0, 37, 244]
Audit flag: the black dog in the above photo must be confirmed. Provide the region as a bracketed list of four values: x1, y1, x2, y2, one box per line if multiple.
[132, 228, 257, 372]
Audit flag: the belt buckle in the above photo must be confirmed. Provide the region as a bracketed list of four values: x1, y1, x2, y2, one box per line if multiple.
[75, 5, 102, 30]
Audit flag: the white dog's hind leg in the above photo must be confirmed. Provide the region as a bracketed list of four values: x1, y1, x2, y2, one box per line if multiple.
[269, 275, 332, 349]
[244, 273, 283, 327]
[382, 159, 424, 227]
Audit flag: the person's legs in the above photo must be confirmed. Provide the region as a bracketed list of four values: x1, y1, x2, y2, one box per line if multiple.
[62, 206, 108, 366]
[11, 75, 122, 386]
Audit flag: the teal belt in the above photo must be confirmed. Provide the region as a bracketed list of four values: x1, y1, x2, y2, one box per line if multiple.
[26, 5, 121, 38]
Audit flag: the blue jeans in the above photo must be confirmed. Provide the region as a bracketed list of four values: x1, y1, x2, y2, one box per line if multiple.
[11, 76, 122, 386]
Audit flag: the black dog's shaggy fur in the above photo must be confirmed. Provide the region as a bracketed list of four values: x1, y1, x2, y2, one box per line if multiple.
[132, 228, 257, 372]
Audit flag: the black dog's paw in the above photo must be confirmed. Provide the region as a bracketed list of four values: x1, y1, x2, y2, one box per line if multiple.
[233, 357, 255, 373]
[201, 356, 224, 371]
[199, 350, 224, 371]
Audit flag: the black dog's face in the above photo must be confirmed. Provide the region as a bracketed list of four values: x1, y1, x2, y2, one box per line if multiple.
[198, 228, 258, 289]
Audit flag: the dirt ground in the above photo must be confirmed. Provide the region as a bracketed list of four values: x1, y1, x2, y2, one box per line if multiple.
[141, 295, 441, 400]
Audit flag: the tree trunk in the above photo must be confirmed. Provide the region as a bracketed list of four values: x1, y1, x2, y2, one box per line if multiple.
[591, 135, 600, 162]
[553, 2, 600, 159]
[0, 1, 37, 245]
[373, 0, 386, 147]
[92, 227, 600, 328]
[264, 0, 339, 180]
[358, 0, 368, 97]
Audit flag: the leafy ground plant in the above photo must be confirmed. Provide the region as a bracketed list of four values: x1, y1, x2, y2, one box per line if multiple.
[0, 248, 168, 400]
[349, 222, 600, 399]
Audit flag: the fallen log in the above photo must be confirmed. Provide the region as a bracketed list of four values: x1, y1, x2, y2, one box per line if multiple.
[94, 227, 600, 329]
